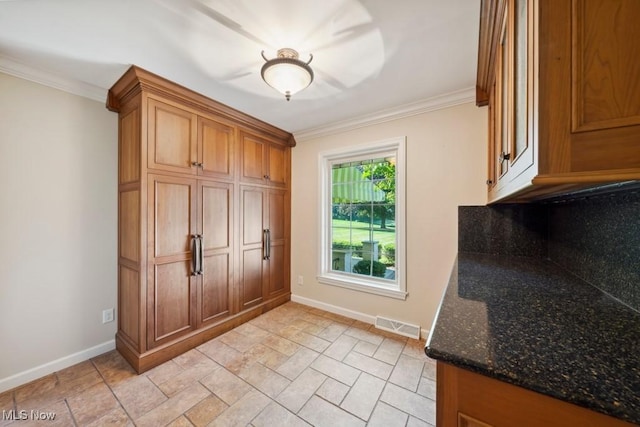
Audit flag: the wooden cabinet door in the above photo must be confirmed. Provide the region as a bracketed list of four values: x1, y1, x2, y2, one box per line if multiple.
[148, 98, 197, 174]
[240, 130, 290, 187]
[147, 175, 197, 348]
[198, 180, 233, 326]
[266, 189, 289, 297]
[541, 0, 640, 174]
[239, 186, 267, 308]
[240, 131, 267, 184]
[267, 143, 289, 188]
[198, 116, 235, 180]
[480, 0, 640, 202]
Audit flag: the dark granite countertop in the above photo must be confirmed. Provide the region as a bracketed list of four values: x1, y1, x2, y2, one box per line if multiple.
[425, 252, 640, 425]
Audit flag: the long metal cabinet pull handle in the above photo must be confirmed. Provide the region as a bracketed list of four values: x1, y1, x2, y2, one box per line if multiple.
[263, 229, 268, 260]
[266, 229, 271, 260]
[198, 235, 204, 275]
[191, 234, 198, 276]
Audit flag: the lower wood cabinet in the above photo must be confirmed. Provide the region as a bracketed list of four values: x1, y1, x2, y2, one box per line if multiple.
[436, 362, 634, 427]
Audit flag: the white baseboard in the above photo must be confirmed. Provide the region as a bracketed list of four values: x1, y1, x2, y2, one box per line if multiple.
[0, 340, 115, 394]
[290, 295, 429, 340]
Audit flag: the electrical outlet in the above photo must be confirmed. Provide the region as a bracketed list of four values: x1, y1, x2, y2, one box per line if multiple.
[102, 308, 114, 324]
[297, 275, 304, 286]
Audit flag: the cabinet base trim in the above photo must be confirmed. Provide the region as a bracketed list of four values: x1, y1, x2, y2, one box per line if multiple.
[117, 293, 291, 373]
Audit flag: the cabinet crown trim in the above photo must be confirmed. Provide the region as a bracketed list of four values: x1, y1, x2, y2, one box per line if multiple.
[107, 65, 296, 146]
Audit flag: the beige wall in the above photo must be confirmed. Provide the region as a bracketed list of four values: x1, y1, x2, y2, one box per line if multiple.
[0, 73, 117, 391]
[291, 102, 487, 336]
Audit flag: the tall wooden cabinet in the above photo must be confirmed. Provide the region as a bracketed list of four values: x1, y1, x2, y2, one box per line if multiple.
[478, 0, 640, 203]
[107, 66, 294, 373]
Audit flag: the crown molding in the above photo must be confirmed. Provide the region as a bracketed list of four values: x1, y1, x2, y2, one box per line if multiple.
[293, 87, 476, 142]
[0, 54, 475, 138]
[0, 55, 107, 102]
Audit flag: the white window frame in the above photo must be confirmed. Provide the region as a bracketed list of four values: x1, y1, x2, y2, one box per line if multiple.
[317, 136, 407, 300]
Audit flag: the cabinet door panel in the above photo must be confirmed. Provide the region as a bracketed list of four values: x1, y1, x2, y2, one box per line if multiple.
[242, 248, 264, 307]
[268, 244, 285, 296]
[199, 181, 232, 325]
[240, 132, 266, 183]
[148, 175, 197, 348]
[240, 186, 267, 308]
[201, 184, 231, 250]
[573, 0, 640, 132]
[201, 253, 230, 322]
[242, 188, 264, 245]
[148, 98, 197, 174]
[268, 190, 286, 240]
[267, 189, 289, 297]
[153, 179, 194, 257]
[152, 261, 195, 345]
[199, 117, 235, 179]
[268, 143, 288, 187]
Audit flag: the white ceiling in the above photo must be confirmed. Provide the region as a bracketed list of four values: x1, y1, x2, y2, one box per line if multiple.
[0, 0, 480, 139]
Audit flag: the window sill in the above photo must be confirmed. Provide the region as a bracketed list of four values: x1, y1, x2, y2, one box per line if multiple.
[317, 273, 408, 300]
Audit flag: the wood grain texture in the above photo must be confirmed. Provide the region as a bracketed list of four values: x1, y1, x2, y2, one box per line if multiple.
[240, 186, 266, 308]
[152, 178, 194, 257]
[119, 266, 140, 348]
[119, 107, 140, 184]
[199, 116, 235, 179]
[147, 97, 197, 174]
[240, 131, 267, 184]
[119, 190, 140, 263]
[151, 261, 195, 345]
[437, 362, 635, 427]
[200, 253, 230, 324]
[267, 143, 289, 187]
[572, 0, 640, 132]
[198, 181, 233, 326]
[267, 189, 289, 297]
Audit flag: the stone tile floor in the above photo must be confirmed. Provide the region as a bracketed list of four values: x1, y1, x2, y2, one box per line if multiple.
[0, 302, 436, 426]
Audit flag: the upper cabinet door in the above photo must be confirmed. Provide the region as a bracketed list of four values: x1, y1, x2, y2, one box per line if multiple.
[148, 97, 197, 175]
[267, 143, 289, 188]
[239, 130, 290, 187]
[198, 116, 235, 180]
[239, 131, 267, 184]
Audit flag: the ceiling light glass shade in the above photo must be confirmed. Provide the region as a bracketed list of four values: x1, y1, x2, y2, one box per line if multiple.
[261, 48, 314, 101]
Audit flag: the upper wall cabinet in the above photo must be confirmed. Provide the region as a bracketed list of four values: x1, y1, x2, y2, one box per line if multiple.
[478, 0, 640, 203]
[239, 129, 290, 188]
[148, 96, 235, 180]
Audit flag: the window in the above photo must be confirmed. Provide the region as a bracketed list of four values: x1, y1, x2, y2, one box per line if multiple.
[318, 137, 406, 299]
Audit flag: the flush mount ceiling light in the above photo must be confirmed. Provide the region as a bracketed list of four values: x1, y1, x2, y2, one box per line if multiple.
[261, 48, 314, 101]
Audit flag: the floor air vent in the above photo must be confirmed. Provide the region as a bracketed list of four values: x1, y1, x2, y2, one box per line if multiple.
[374, 316, 420, 339]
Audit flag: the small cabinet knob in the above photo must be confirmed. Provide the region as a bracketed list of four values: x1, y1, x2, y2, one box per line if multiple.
[499, 152, 511, 163]
[486, 179, 494, 186]
[191, 162, 203, 167]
